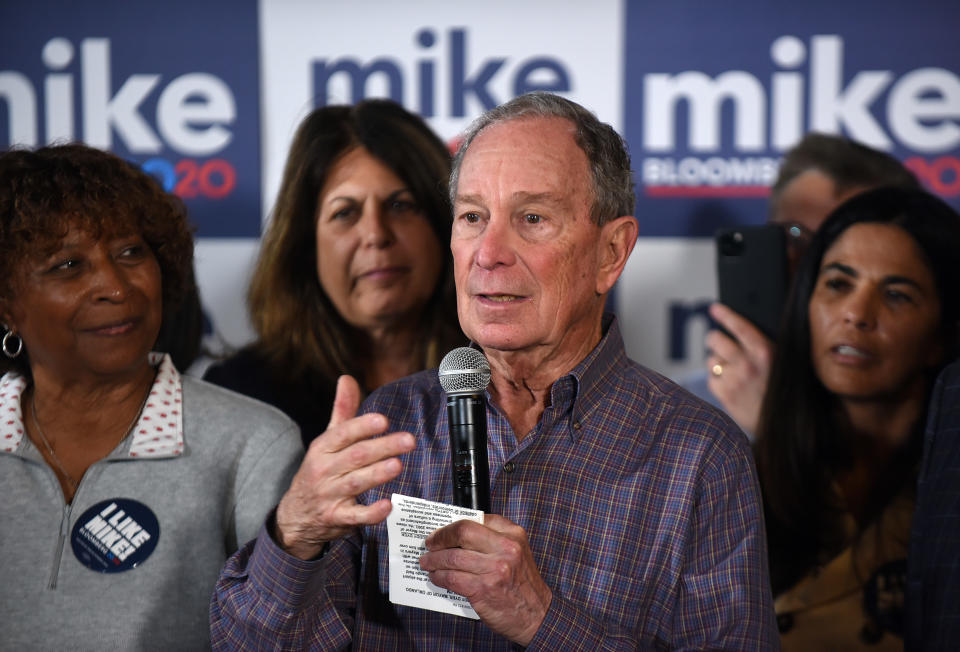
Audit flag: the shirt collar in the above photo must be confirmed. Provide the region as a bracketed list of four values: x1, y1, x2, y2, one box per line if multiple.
[552, 313, 627, 441]
[0, 352, 184, 459]
[463, 314, 627, 443]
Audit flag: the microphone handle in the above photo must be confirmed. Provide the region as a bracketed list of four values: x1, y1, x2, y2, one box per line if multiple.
[446, 393, 490, 512]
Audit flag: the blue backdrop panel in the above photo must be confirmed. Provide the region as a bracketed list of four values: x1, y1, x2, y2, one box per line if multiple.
[0, 0, 262, 238]
[625, 0, 960, 237]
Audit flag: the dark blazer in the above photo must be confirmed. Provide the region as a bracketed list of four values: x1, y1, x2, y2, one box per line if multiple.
[907, 359, 960, 650]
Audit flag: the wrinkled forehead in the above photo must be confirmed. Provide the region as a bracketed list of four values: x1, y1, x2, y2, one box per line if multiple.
[456, 117, 592, 204]
[466, 115, 581, 162]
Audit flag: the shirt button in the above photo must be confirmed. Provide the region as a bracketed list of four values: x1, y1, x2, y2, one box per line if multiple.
[573, 420, 582, 430]
[503, 461, 516, 473]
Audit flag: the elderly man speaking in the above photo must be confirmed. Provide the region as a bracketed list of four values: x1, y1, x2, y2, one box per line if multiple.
[211, 92, 778, 650]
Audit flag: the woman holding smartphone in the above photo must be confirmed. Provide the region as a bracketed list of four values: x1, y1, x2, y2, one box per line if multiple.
[704, 133, 919, 436]
[755, 187, 960, 649]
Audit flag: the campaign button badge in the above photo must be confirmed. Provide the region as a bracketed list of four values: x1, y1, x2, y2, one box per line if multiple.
[71, 498, 160, 573]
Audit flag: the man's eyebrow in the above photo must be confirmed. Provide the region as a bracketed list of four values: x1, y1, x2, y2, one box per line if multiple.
[511, 191, 563, 204]
[454, 191, 565, 206]
[454, 193, 484, 207]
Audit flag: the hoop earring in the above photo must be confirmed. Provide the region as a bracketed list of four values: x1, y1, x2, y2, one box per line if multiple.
[2, 330, 23, 359]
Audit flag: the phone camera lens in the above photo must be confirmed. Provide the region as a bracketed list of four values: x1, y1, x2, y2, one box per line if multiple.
[719, 231, 745, 256]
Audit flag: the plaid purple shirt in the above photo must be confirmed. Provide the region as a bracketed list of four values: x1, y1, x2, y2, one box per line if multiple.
[211, 317, 778, 650]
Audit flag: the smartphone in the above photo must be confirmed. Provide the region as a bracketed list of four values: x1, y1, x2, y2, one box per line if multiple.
[715, 224, 788, 340]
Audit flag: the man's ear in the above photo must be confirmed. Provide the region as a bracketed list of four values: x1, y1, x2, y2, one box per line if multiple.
[595, 215, 638, 295]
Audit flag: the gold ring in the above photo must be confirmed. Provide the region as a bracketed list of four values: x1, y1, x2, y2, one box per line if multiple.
[711, 363, 723, 377]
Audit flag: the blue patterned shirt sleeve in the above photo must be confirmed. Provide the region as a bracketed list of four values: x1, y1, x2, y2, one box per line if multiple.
[211, 514, 359, 650]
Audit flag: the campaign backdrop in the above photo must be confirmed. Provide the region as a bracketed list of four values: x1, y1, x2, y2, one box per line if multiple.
[2, 0, 958, 380]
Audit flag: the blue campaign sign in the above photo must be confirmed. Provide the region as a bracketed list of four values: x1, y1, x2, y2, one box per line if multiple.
[624, 0, 960, 237]
[0, 0, 262, 238]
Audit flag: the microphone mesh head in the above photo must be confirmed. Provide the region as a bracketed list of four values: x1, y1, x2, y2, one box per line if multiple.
[438, 347, 491, 394]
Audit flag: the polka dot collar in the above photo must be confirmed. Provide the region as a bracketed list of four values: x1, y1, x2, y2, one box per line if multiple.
[0, 375, 26, 452]
[128, 353, 184, 458]
[0, 353, 184, 459]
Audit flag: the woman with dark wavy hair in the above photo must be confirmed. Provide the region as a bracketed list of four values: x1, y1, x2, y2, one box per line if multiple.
[204, 99, 463, 445]
[0, 144, 301, 649]
[755, 186, 960, 649]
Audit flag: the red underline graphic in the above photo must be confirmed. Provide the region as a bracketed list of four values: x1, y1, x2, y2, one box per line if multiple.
[644, 185, 772, 198]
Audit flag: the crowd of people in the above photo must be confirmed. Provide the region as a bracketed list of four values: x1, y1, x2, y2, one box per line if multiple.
[1, 91, 958, 650]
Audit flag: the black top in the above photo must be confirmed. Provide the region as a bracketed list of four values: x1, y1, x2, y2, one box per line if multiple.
[203, 347, 335, 448]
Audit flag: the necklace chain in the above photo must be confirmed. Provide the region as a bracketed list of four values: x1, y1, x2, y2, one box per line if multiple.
[30, 388, 149, 493]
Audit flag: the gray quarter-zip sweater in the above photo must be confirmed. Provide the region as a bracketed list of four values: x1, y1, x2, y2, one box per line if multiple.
[0, 361, 303, 651]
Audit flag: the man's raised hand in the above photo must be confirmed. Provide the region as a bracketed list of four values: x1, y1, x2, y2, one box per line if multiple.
[275, 375, 415, 560]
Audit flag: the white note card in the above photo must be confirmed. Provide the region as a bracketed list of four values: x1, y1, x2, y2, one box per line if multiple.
[387, 493, 484, 619]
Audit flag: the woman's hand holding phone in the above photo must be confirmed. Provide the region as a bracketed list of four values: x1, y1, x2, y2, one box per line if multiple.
[705, 303, 774, 436]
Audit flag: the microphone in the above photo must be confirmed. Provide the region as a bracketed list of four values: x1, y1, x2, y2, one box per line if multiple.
[438, 347, 491, 512]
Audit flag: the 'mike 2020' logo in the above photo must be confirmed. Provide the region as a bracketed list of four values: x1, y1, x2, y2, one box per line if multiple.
[639, 35, 960, 198]
[1, 37, 238, 204]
